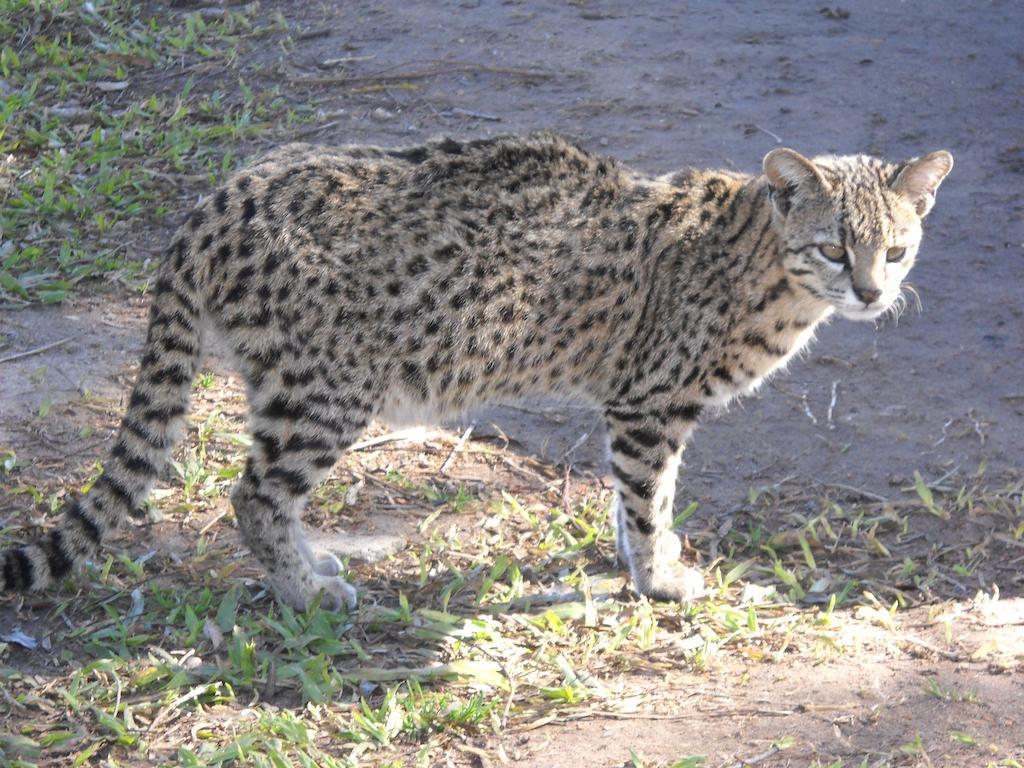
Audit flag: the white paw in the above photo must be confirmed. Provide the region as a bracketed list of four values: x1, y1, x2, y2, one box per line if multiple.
[311, 552, 344, 576]
[634, 562, 706, 603]
[652, 529, 682, 562]
[675, 565, 706, 602]
[312, 573, 358, 612]
[273, 570, 358, 613]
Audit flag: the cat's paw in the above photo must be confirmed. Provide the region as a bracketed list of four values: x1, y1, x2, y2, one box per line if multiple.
[311, 574, 359, 612]
[311, 552, 345, 577]
[272, 569, 358, 613]
[634, 562, 706, 603]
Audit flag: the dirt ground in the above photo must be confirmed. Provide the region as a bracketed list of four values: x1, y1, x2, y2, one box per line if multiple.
[2, 1, 1023, 766]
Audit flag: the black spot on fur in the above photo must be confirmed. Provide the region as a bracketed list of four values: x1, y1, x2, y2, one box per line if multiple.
[437, 137, 463, 154]
[625, 427, 661, 448]
[3, 548, 34, 590]
[67, 500, 101, 544]
[610, 437, 642, 459]
[388, 146, 429, 164]
[401, 361, 429, 400]
[635, 516, 655, 535]
[666, 403, 702, 422]
[612, 463, 653, 500]
[254, 431, 283, 463]
[264, 466, 312, 496]
[98, 473, 136, 510]
[41, 530, 72, 580]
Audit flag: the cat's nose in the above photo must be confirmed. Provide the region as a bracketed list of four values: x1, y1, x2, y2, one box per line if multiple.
[854, 286, 881, 305]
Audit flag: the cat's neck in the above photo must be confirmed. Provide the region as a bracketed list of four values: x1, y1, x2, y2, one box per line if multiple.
[715, 176, 835, 397]
[641, 171, 835, 404]
[649, 170, 832, 327]
[733, 175, 833, 335]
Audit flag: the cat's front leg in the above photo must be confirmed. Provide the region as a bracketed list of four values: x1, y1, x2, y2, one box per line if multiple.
[605, 407, 704, 602]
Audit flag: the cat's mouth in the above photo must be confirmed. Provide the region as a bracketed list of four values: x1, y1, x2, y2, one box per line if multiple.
[835, 301, 893, 321]
[832, 286, 901, 321]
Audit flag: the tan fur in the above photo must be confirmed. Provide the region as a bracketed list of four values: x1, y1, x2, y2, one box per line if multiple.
[1, 133, 951, 609]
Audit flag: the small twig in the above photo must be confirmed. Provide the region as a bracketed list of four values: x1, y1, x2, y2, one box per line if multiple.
[930, 463, 962, 490]
[0, 684, 27, 710]
[447, 107, 501, 122]
[296, 28, 332, 41]
[826, 380, 838, 429]
[816, 355, 855, 369]
[899, 635, 962, 661]
[454, 744, 496, 765]
[933, 570, 969, 594]
[146, 680, 222, 734]
[800, 390, 818, 425]
[288, 119, 342, 141]
[932, 416, 955, 447]
[968, 408, 986, 444]
[349, 428, 441, 452]
[0, 336, 75, 364]
[795, 701, 861, 713]
[723, 745, 780, 768]
[819, 482, 888, 503]
[440, 423, 475, 475]
[559, 427, 593, 464]
[291, 64, 557, 87]
[754, 124, 783, 144]
[197, 508, 228, 536]
[560, 463, 573, 514]
[498, 454, 551, 486]
[357, 471, 432, 504]
[319, 54, 377, 69]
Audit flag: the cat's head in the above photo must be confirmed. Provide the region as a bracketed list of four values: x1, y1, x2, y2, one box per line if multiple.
[763, 148, 952, 321]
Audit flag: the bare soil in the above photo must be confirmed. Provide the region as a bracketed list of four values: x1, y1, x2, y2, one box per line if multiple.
[2, 1, 1023, 766]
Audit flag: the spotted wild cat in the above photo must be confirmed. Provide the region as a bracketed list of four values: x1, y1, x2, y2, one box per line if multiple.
[0, 133, 952, 610]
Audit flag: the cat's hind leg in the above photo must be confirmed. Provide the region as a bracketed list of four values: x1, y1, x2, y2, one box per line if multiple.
[231, 399, 369, 611]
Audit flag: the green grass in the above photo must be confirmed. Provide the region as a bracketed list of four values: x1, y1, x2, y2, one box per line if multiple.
[0, 403, 824, 765]
[3, 419, 1021, 766]
[0, 0, 305, 304]
[2, 383, 1022, 765]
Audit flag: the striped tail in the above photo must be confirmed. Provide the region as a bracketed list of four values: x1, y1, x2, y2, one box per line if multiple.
[1, 248, 204, 594]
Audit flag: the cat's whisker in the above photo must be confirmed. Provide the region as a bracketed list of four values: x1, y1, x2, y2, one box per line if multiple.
[893, 293, 906, 319]
[902, 283, 923, 314]
[892, 295, 905, 326]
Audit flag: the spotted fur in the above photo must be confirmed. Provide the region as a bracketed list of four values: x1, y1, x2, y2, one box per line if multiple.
[0, 133, 951, 609]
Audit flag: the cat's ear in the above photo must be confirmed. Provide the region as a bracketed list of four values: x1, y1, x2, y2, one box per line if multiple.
[762, 149, 826, 216]
[892, 151, 953, 217]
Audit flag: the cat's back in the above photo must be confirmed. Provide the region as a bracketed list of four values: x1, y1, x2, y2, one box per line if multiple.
[395, 132, 620, 192]
[211, 133, 641, 275]
[237, 132, 635, 213]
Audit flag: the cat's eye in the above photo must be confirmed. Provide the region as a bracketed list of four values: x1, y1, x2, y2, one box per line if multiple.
[819, 244, 846, 262]
[886, 246, 907, 263]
